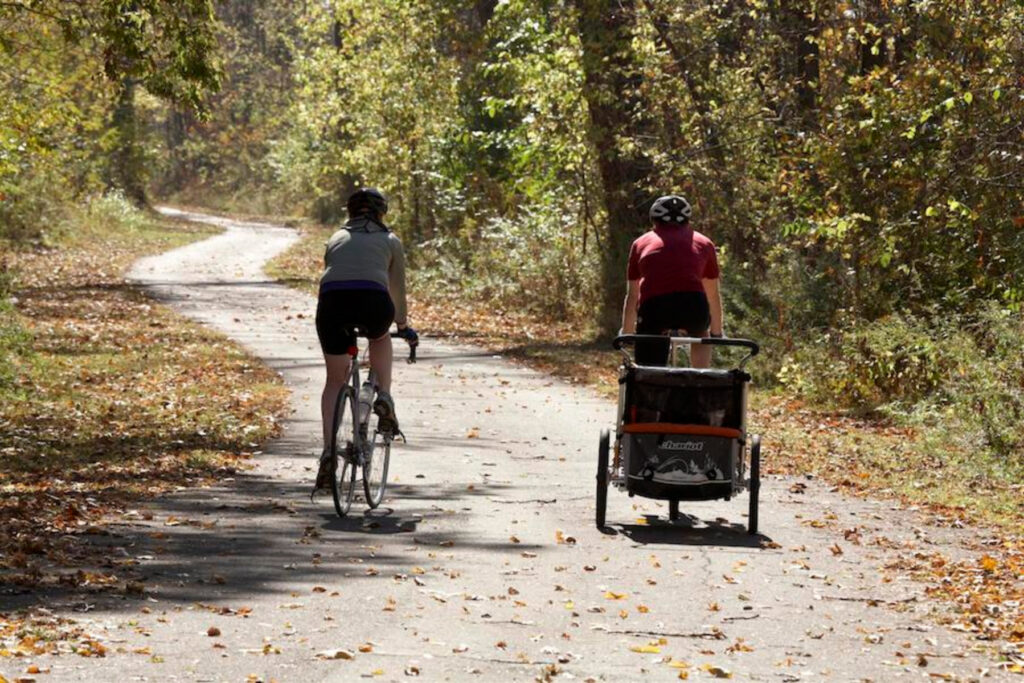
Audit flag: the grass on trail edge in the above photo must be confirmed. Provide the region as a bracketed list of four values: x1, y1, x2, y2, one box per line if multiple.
[268, 221, 1023, 653]
[0, 212, 289, 649]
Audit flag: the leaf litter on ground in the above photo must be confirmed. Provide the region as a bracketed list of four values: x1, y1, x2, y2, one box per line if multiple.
[1, 215, 288, 654]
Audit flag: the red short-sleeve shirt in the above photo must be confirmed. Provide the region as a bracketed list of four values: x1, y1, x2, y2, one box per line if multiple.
[627, 225, 720, 304]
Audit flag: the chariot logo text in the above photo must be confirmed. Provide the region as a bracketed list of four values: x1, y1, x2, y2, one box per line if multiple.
[660, 440, 704, 452]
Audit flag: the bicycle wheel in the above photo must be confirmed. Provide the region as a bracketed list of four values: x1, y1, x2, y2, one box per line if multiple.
[596, 429, 609, 529]
[331, 386, 359, 517]
[363, 414, 392, 508]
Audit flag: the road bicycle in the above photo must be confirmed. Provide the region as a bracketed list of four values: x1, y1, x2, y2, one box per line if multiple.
[328, 329, 416, 517]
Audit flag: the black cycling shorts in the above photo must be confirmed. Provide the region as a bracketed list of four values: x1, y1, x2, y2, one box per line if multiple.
[635, 291, 710, 366]
[315, 289, 395, 355]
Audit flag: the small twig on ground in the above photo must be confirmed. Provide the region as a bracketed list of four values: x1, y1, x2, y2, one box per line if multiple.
[603, 628, 724, 639]
[820, 595, 918, 604]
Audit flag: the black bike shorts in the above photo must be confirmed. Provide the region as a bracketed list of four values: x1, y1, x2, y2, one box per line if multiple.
[635, 291, 710, 366]
[315, 289, 395, 355]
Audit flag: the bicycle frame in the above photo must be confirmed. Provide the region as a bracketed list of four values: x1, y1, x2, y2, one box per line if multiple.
[327, 329, 414, 517]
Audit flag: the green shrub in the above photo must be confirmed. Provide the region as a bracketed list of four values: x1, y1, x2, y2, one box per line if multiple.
[0, 260, 29, 394]
[81, 191, 150, 235]
[782, 305, 1023, 470]
[785, 314, 955, 411]
[412, 204, 600, 322]
[0, 169, 72, 244]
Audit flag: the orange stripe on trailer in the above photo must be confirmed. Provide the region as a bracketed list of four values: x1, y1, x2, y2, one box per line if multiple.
[622, 423, 742, 439]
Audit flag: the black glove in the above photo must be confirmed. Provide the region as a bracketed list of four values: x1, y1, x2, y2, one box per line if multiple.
[398, 325, 419, 345]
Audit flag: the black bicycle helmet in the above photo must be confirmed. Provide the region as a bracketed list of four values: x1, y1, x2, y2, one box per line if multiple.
[649, 195, 692, 224]
[347, 187, 389, 217]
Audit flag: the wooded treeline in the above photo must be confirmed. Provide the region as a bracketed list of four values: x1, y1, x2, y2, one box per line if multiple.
[3, 1, 1024, 455]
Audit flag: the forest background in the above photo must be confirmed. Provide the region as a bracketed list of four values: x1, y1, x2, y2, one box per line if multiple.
[2, 0, 1023, 507]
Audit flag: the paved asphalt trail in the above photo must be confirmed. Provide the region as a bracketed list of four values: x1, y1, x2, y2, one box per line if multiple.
[9, 209, 1001, 682]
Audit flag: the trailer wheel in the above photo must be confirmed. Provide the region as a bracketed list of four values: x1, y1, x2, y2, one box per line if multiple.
[748, 435, 761, 535]
[596, 430, 610, 530]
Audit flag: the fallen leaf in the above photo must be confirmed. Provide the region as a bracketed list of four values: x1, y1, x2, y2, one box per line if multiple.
[316, 648, 354, 660]
[699, 663, 733, 678]
[629, 644, 661, 654]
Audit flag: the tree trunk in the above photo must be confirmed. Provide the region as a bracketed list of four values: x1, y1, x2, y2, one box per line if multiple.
[859, 1, 888, 76]
[574, 0, 652, 332]
[788, 2, 820, 129]
[109, 77, 147, 207]
[163, 106, 189, 193]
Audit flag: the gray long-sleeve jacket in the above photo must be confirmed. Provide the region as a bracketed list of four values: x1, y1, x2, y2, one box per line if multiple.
[320, 217, 408, 324]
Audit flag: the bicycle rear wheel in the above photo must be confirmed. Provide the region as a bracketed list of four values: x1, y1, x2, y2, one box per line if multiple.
[363, 414, 392, 508]
[331, 386, 359, 517]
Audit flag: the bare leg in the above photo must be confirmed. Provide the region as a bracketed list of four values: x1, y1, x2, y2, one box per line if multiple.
[690, 329, 712, 368]
[321, 354, 352, 448]
[368, 333, 393, 392]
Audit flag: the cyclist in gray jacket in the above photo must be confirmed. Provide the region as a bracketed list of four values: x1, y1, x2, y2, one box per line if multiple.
[314, 187, 417, 489]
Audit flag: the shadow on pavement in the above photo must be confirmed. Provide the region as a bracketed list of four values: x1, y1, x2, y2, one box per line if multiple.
[1, 471, 534, 616]
[606, 515, 772, 548]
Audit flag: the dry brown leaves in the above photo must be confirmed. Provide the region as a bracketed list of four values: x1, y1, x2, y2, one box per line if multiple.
[922, 540, 1024, 646]
[0, 612, 109, 659]
[1, 219, 288, 636]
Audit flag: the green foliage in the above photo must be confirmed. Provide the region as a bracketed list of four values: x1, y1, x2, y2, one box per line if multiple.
[0, 0, 221, 233]
[82, 190, 151, 234]
[781, 306, 1024, 468]
[413, 203, 601, 320]
[780, 314, 953, 411]
[0, 261, 29, 394]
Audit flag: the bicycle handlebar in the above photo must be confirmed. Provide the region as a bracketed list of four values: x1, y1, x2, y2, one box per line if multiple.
[613, 334, 759, 369]
[612, 334, 759, 356]
[390, 332, 418, 363]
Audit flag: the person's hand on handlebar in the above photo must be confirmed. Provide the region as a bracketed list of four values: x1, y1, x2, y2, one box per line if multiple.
[396, 324, 419, 346]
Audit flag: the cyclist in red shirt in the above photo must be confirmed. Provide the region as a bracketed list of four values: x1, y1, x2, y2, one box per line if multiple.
[620, 195, 723, 367]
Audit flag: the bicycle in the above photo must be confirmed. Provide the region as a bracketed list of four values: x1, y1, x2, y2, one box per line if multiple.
[328, 329, 417, 517]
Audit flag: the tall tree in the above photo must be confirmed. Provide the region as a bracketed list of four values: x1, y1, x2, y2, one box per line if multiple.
[574, 0, 653, 330]
[0, 0, 221, 207]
